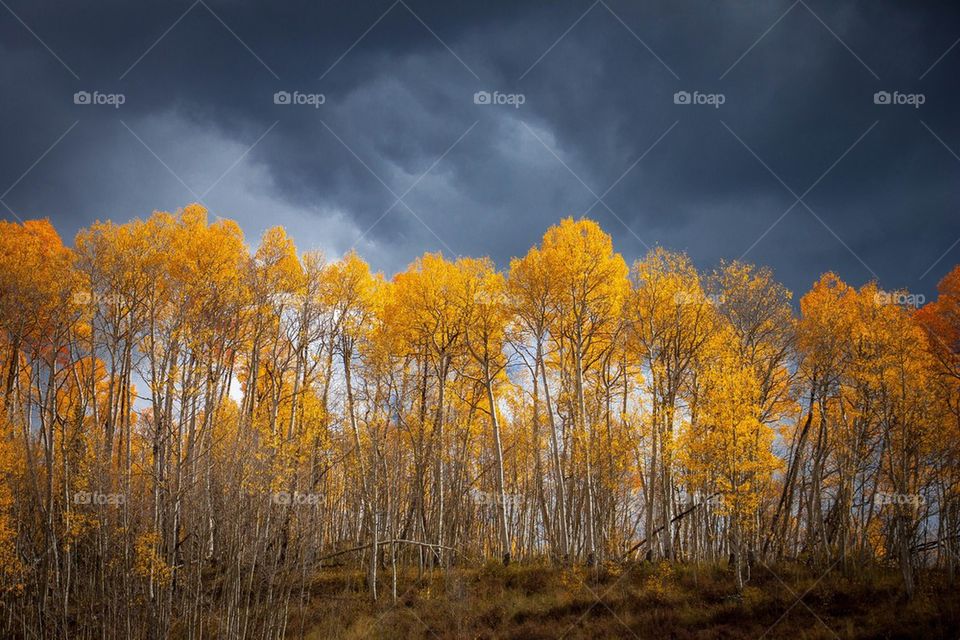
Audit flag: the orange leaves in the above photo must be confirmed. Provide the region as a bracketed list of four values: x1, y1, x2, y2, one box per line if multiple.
[797, 273, 858, 374]
[539, 217, 629, 340]
[627, 248, 725, 374]
[918, 265, 960, 379]
[133, 531, 172, 588]
[0, 218, 77, 355]
[0, 418, 24, 594]
[709, 261, 795, 422]
[324, 250, 384, 340]
[678, 331, 779, 523]
[254, 225, 301, 297]
[795, 273, 943, 521]
[389, 252, 475, 359]
[460, 257, 509, 362]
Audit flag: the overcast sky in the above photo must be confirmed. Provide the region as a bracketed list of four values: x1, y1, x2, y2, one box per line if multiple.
[1, 0, 958, 299]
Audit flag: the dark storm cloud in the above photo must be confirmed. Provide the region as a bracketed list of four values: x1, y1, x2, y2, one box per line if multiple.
[1, 0, 958, 299]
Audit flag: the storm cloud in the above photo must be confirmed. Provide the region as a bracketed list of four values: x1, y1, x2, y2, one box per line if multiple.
[1, 0, 958, 298]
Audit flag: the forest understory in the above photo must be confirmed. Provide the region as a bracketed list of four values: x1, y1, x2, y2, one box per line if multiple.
[188, 563, 960, 639]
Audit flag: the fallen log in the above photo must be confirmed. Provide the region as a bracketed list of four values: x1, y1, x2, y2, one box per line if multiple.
[620, 492, 721, 561]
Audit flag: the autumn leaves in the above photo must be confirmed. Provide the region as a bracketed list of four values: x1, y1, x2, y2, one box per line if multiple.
[0, 206, 958, 636]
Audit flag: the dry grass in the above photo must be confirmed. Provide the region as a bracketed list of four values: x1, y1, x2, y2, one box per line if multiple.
[283, 562, 959, 639]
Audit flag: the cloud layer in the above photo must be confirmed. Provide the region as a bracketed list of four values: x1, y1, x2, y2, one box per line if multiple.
[1, 0, 958, 297]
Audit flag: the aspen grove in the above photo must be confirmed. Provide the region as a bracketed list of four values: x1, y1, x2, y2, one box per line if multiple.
[1, 206, 958, 638]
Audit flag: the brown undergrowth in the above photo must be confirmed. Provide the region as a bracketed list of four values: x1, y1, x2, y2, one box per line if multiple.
[280, 562, 959, 639]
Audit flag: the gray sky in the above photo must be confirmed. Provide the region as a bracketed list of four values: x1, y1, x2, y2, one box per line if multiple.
[1, 0, 958, 299]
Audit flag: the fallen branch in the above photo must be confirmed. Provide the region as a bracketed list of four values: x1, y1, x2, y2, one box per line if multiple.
[317, 539, 464, 563]
[620, 493, 721, 561]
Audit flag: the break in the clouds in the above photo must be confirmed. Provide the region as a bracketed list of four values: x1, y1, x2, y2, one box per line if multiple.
[1, 0, 958, 297]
